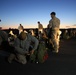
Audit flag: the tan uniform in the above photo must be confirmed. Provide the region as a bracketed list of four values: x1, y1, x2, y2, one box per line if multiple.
[38, 24, 43, 33]
[49, 17, 60, 52]
[18, 25, 24, 34]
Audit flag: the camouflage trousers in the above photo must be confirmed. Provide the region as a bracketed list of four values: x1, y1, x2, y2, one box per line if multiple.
[8, 53, 27, 64]
[51, 29, 60, 51]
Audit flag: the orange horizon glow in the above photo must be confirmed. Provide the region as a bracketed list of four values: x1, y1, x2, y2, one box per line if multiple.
[1, 24, 76, 29]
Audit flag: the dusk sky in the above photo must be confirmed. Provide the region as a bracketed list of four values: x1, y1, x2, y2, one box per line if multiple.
[0, 0, 76, 29]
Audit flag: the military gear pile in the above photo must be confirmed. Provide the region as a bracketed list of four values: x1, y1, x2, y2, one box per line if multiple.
[30, 42, 48, 63]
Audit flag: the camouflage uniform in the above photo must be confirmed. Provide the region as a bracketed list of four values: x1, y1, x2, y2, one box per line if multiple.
[8, 32, 39, 64]
[49, 17, 60, 52]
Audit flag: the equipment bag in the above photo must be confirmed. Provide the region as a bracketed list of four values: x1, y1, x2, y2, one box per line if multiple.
[30, 42, 48, 63]
[37, 42, 48, 63]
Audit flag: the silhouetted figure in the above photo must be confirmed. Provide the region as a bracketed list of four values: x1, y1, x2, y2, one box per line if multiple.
[0, 30, 8, 45]
[46, 24, 52, 38]
[63, 29, 69, 39]
[35, 28, 38, 37]
[0, 30, 12, 54]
